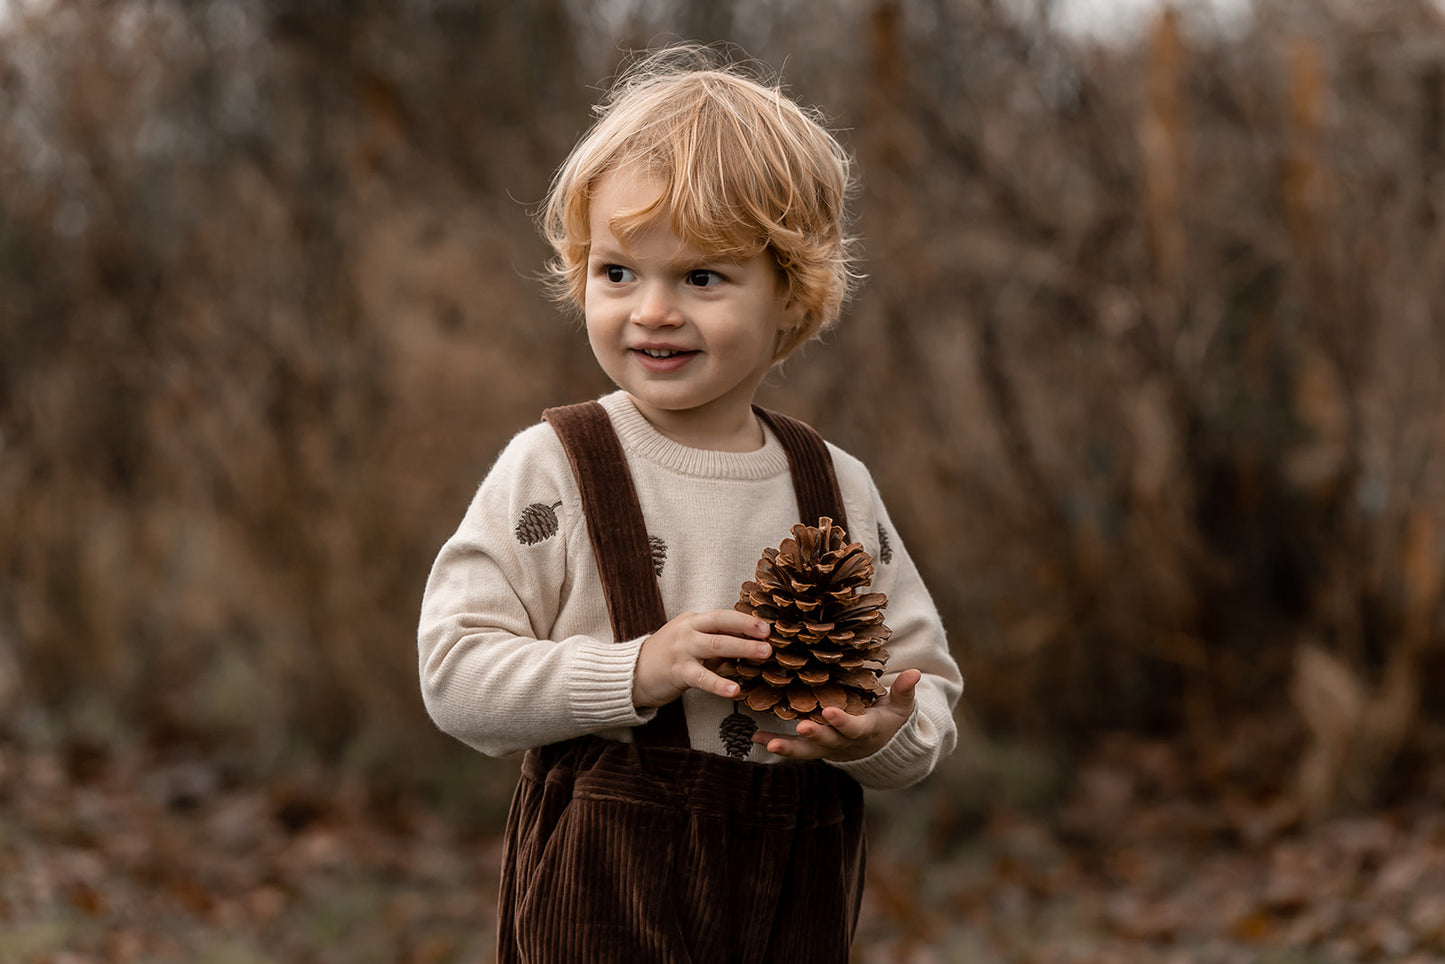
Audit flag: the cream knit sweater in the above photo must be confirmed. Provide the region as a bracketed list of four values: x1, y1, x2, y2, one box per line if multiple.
[417, 392, 962, 790]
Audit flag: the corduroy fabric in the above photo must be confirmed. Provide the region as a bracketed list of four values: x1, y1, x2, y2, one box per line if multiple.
[497, 401, 865, 963]
[499, 737, 865, 963]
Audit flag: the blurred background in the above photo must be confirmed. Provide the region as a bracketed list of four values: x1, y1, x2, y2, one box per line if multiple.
[3, 0, 1444, 961]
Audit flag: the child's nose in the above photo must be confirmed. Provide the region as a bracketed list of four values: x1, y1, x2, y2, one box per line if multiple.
[631, 283, 682, 327]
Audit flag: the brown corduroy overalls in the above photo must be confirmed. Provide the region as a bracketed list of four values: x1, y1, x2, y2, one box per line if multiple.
[495, 401, 867, 964]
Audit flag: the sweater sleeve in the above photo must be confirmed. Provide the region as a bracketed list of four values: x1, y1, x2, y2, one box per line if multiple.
[826, 457, 964, 790]
[417, 423, 651, 758]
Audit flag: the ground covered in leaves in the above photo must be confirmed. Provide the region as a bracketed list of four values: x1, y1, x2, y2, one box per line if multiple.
[4, 719, 1445, 964]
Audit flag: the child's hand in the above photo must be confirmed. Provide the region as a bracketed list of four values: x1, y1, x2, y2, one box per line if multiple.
[753, 669, 922, 763]
[633, 611, 773, 708]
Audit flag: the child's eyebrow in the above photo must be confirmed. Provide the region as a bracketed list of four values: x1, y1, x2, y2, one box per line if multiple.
[665, 253, 746, 272]
[588, 240, 744, 270]
[690, 253, 746, 267]
[669, 245, 750, 268]
[587, 241, 631, 261]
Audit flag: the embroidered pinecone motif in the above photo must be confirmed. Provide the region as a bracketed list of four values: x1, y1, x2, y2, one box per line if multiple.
[877, 523, 894, 565]
[514, 501, 563, 546]
[719, 518, 891, 725]
[718, 706, 758, 760]
[650, 535, 667, 576]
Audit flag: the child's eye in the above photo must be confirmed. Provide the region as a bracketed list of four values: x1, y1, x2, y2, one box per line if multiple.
[603, 264, 635, 284]
[687, 269, 723, 288]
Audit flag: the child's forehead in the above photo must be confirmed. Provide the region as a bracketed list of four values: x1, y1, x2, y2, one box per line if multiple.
[586, 166, 764, 260]
[588, 163, 665, 211]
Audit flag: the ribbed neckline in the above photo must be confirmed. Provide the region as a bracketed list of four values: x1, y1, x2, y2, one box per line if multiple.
[599, 392, 792, 481]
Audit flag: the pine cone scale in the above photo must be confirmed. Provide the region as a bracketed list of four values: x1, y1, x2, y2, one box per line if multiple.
[724, 517, 893, 725]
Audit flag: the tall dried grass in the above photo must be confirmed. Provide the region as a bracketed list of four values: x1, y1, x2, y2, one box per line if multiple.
[2, 0, 1442, 815]
[827, 0, 1445, 745]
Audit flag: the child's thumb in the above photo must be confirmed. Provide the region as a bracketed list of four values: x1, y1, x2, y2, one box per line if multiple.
[889, 668, 922, 705]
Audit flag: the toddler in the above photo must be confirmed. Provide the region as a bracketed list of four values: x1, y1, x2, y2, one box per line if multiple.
[418, 46, 962, 963]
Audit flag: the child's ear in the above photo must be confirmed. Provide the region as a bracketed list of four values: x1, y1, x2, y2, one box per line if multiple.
[779, 295, 807, 332]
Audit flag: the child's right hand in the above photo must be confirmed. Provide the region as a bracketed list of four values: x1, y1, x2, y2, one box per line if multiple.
[632, 611, 773, 708]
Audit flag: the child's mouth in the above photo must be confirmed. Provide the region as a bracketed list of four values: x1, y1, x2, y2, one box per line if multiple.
[633, 347, 698, 371]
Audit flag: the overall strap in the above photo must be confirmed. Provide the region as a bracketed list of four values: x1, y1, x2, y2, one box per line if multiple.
[545, 401, 688, 746]
[542, 400, 848, 749]
[544, 402, 667, 645]
[754, 406, 849, 533]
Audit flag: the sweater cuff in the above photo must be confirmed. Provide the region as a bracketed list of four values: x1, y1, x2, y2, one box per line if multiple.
[828, 707, 937, 790]
[569, 634, 651, 729]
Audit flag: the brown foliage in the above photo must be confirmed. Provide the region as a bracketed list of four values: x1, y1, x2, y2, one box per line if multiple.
[0, 0, 603, 790]
[6, 725, 1444, 960]
[1, 0, 1444, 826]
[820, 0, 1445, 795]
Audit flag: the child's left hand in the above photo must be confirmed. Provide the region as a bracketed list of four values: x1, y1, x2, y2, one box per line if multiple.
[752, 669, 922, 763]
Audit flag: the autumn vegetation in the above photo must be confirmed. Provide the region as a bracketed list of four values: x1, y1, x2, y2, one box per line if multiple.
[3, 0, 1445, 959]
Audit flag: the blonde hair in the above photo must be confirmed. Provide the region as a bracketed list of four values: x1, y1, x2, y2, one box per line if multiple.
[538, 46, 857, 360]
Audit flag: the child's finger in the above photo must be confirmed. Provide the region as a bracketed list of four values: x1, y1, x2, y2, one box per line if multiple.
[695, 633, 772, 663]
[888, 668, 922, 704]
[793, 718, 847, 749]
[690, 662, 745, 700]
[688, 609, 772, 642]
[683, 613, 773, 662]
[754, 731, 825, 761]
[818, 706, 871, 739]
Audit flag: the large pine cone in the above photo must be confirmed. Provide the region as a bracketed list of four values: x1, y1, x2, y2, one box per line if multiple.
[720, 518, 891, 724]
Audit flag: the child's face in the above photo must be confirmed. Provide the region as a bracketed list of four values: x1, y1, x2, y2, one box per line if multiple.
[584, 167, 801, 450]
